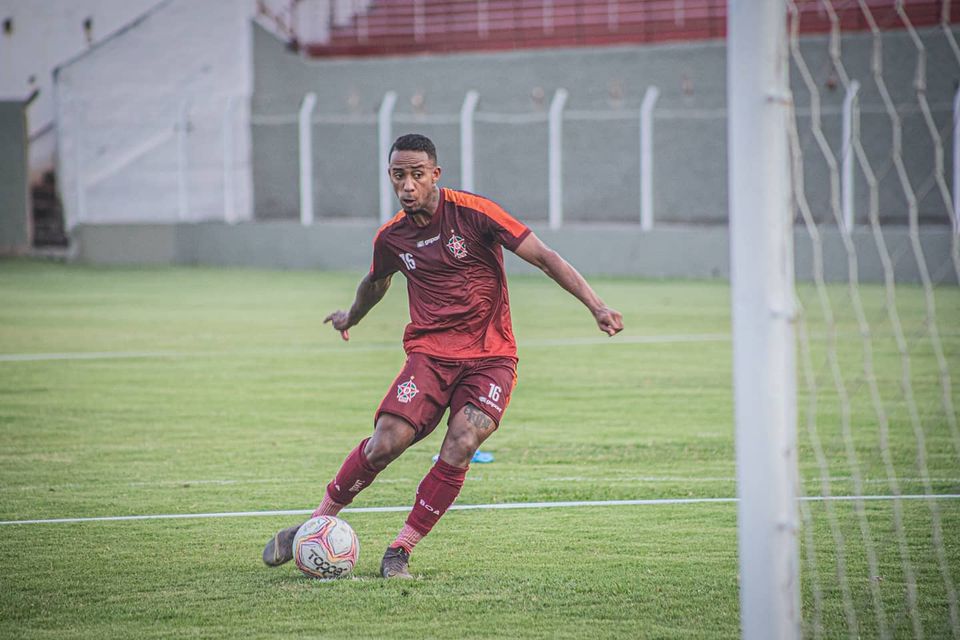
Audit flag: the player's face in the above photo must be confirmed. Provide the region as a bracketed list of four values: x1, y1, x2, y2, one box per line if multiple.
[389, 150, 442, 215]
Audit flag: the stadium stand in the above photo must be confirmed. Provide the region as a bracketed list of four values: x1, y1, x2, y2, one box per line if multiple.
[257, 0, 956, 57]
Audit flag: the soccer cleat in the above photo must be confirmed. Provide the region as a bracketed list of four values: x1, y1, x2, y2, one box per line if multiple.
[262, 523, 302, 567]
[380, 545, 413, 579]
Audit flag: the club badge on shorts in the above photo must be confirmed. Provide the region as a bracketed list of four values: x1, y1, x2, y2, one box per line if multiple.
[396, 376, 418, 403]
[446, 231, 468, 259]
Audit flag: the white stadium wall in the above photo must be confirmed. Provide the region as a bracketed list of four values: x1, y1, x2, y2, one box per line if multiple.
[55, 0, 255, 228]
[0, 0, 162, 181]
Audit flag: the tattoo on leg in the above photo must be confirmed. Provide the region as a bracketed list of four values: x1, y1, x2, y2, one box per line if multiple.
[463, 404, 494, 431]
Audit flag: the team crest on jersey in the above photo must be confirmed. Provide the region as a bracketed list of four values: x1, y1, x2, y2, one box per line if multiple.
[446, 232, 468, 259]
[396, 377, 418, 404]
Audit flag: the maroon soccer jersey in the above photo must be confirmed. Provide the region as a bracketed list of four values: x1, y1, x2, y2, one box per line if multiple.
[369, 187, 531, 359]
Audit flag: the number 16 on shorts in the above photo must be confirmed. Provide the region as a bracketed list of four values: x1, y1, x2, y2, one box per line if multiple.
[479, 383, 504, 414]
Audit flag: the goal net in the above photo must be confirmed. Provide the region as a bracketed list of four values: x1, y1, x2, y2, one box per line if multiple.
[732, 1, 960, 638]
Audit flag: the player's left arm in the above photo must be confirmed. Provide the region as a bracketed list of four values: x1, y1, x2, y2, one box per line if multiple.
[324, 272, 393, 341]
[513, 233, 623, 337]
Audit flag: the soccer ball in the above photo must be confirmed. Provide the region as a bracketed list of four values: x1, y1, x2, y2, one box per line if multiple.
[292, 516, 360, 580]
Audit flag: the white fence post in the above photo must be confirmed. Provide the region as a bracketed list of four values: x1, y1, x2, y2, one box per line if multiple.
[728, 0, 799, 637]
[460, 90, 480, 193]
[177, 98, 190, 222]
[378, 91, 398, 223]
[842, 80, 860, 232]
[548, 88, 569, 230]
[299, 92, 317, 226]
[223, 96, 237, 224]
[640, 86, 660, 231]
[953, 85, 960, 234]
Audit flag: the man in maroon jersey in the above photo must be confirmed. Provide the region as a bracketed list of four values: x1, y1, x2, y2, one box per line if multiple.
[263, 133, 623, 578]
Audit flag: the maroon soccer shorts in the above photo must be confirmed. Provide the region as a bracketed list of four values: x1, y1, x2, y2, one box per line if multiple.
[376, 353, 518, 442]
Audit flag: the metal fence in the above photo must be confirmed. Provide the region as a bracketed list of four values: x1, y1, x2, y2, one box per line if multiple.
[250, 87, 960, 230]
[67, 85, 960, 230]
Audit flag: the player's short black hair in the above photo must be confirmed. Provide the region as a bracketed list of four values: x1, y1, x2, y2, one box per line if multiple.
[389, 133, 437, 164]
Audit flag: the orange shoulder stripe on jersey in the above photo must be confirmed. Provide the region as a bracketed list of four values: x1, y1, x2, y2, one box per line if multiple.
[369, 210, 406, 275]
[444, 189, 527, 238]
[373, 210, 406, 243]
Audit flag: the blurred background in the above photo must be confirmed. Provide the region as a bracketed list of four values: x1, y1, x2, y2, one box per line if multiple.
[0, 0, 956, 281]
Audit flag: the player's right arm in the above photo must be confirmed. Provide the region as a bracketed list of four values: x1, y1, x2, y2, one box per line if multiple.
[324, 272, 393, 341]
[513, 232, 623, 337]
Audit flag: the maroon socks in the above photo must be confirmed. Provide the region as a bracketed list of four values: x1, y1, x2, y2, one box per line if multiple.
[312, 437, 379, 517]
[313, 442, 470, 556]
[391, 458, 468, 553]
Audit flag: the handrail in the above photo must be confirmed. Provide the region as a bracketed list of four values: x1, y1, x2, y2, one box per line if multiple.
[255, 0, 297, 42]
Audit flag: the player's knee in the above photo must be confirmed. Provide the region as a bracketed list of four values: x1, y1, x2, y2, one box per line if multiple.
[366, 414, 415, 469]
[445, 427, 481, 459]
[364, 437, 403, 470]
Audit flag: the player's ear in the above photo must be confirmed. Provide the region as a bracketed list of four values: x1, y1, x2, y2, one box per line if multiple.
[432, 165, 442, 181]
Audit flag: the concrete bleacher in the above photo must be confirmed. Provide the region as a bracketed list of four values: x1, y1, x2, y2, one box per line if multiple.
[298, 0, 952, 57]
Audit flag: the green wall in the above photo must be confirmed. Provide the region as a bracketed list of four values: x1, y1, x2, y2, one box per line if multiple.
[0, 101, 30, 254]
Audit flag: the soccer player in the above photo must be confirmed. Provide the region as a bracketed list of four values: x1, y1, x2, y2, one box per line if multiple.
[263, 133, 623, 578]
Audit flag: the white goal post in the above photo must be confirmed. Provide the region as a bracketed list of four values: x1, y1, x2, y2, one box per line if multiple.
[731, 1, 960, 638]
[728, 1, 800, 639]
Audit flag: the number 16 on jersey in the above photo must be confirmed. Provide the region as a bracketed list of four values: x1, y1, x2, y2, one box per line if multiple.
[399, 253, 416, 270]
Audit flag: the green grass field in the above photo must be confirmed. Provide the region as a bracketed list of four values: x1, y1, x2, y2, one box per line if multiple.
[0, 259, 957, 639]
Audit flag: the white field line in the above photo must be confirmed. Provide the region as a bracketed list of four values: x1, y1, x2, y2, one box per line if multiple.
[0, 351, 185, 362]
[0, 333, 729, 363]
[1, 494, 958, 526]
[543, 476, 960, 484]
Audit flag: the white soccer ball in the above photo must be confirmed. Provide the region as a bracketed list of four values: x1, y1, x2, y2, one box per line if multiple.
[292, 515, 360, 580]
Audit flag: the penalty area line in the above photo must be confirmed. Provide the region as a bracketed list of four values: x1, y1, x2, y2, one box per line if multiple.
[1, 494, 959, 526]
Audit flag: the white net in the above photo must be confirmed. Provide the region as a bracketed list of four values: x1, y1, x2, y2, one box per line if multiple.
[787, 1, 960, 637]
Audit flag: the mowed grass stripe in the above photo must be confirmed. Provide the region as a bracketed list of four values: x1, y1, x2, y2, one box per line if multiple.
[0, 332, 730, 362]
[3, 494, 959, 526]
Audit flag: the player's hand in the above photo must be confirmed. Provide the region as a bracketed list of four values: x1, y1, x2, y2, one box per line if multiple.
[324, 310, 352, 341]
[593, 306, 624, 337]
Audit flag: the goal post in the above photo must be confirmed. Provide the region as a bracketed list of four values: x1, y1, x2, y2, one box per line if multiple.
[728, 1, 800, 639]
